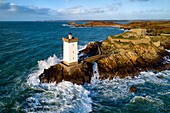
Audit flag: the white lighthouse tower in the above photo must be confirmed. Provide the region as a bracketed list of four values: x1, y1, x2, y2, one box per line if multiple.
[62, 32, 78, 66]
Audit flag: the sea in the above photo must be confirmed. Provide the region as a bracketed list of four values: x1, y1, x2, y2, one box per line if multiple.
[0, 21, 170, 113]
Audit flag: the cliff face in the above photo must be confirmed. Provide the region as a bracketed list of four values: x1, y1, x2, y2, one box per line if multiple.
[39, 61, 94, 85]
[98, 44, 165, 78]
[39, 30, 170, 85]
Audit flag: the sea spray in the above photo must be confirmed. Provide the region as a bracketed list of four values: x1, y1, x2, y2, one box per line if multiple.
[25, 81, 92, 113]
[78, 45, 87, 51]
[125, 95, 165, 113]
[165, 49, 170, 53]
[26, 55, 92, 113]
[85, 62, 170, 112]
[26, 52, 170, 112]
[27, 54, 60, 88]
[91, 62, 100, 84]
[38, 54, 60, 72]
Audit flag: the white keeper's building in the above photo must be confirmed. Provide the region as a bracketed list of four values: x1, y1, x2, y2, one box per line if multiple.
[62, 32, 78, 66]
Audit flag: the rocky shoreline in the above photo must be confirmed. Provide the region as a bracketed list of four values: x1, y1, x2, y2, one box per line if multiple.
[68, 21, 170, 35]
[39, 21, 170, 85]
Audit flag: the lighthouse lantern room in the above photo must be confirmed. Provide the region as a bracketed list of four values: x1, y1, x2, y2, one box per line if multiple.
[62, 32, 78, 66]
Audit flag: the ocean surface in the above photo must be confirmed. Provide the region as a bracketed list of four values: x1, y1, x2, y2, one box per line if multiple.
[0, 21, 170, 113]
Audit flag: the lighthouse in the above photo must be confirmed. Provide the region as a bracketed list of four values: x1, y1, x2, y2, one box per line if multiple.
[62, 32, 78, 66]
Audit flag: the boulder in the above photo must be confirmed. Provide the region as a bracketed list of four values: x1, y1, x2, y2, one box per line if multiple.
[129, 85, 137, 93]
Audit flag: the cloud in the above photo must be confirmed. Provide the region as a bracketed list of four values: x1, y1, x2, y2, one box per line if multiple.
[139, 9, 164, 13]
[0, 2, 54, 15]
[0, 1, 105, 16]
[107, 2, 122, 11]
[57, 5, 104, 15]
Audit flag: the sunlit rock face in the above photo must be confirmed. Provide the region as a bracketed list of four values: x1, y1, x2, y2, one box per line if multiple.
[39, 30, 170, 85]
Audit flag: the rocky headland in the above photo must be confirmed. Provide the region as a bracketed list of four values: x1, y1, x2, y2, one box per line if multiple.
[39, 21, 170, 85]
[69, 20, 170, 35]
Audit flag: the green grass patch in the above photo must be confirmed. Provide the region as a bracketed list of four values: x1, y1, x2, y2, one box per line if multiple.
[114, 40, 131, 45]
[109, 35, 138, 40]
[110, 35, 124, 39]
[150, 36, 161, 42]
[104, 39, 112, 45]
[138, 43, 149, 46]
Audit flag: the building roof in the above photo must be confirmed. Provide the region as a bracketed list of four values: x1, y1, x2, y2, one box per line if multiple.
[69, 32, 72, 35]
[62, 37, 78, 42]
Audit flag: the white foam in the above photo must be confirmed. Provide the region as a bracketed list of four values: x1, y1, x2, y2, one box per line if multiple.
[27, 54, 60, 88]
[163, 49, 170, 64]
[91, 62, 100, 84]
[78, 44, 87, 59]
[26, 56, 170, 112]
[62, 24, 73, 27]
[129, 95, 164, 107]
[62, 24, 67, 26]
[26, 55, 92, 113]
[86, 62, 170, 106]
[86, 62, 134, 105]
[25, 81, 92, 113]
[78, 44, 87, 51]
[165, 49, 170, 53]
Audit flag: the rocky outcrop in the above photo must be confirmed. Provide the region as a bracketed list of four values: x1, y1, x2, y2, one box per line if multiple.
[129, 85, 137, 93]
[39, 61, 94, 85]
[79, 42, 101, 58]
[69, 21, 170, 36]
[97, 44, 167, 78]
[68, 21, 122, 27]
[150, 36, 170, 49]
[39, 30, 170, 85]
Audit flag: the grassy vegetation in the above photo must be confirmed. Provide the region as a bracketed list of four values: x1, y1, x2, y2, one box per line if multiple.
[150, 36, 160, 42]
[114, 40, 131, 45]
[138, 43, 149, 46]
[127, 36, 137, 40]
[123, 21, 170, 36]
[122, 31, 134, 35]
[105, 39, 112, 45]
[109, 35, 124, 39]
[110, 35, 138, 40]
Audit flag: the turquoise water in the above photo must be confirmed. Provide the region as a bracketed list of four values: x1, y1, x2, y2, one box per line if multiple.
[0, 22, 170, 113]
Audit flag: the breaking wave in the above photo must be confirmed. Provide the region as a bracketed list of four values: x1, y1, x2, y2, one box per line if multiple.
[26, 55, 92, 113]
[85, 62, 170, 112]
[27, 54, 60, 88]
[25, 81, 92, 113]
[78, 44, 87, 51]
[26, 51, 170, 112]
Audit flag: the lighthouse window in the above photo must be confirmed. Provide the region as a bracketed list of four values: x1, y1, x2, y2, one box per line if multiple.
[73, 51, 74, 53]
[73, 57, 74, 59]
[72, 44, 74, 46]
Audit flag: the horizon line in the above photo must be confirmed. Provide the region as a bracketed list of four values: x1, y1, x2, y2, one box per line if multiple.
[0, 19, 170, 22]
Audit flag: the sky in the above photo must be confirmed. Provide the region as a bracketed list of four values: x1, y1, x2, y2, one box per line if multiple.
[0, 0, 170, 21]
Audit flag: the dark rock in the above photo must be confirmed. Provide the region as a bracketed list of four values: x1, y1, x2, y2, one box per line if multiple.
[157, 76, 164, 79]
[79, 42, 101, 57]
[129, 85, 137, 93]
[39, 61, 94, 85]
